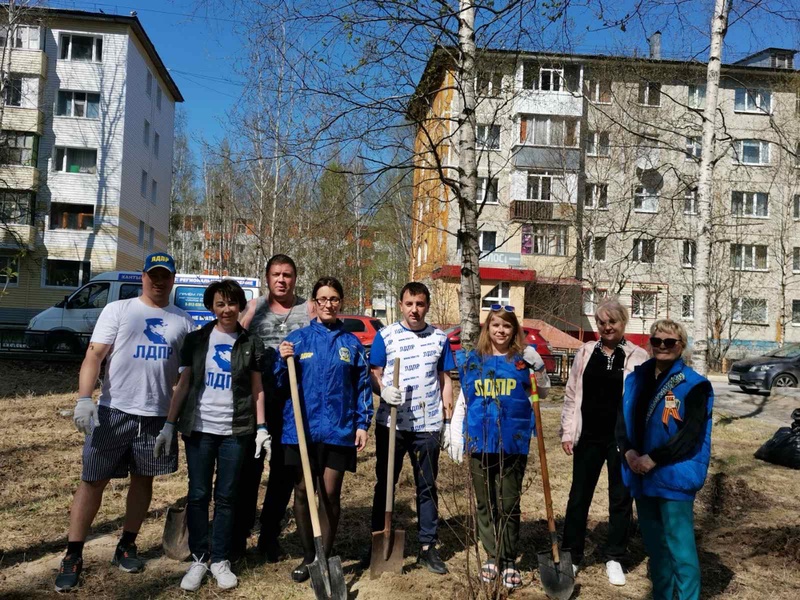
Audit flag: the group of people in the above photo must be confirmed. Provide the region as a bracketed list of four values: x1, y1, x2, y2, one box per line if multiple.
[54, 250, 713, 600]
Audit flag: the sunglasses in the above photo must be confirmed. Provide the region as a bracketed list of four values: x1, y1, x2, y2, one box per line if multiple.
[650, 337, 680, 349]
[490, 304, 515, 313]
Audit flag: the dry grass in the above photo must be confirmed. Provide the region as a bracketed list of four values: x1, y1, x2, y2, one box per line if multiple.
[0, 360, 798, 599]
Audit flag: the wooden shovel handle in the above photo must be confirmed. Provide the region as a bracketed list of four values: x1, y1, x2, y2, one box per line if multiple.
[288, 356, 323, 538]
[531, 372, 561, 563]
[384, 358, 400, 519]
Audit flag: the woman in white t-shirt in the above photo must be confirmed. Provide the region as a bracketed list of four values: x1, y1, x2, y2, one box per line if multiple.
[155, 280, 271, 592]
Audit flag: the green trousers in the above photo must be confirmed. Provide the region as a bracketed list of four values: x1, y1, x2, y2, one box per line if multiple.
[469, 453, 528, 564]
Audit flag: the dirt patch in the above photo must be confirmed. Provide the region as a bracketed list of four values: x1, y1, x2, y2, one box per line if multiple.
[697, 472, 770, 518]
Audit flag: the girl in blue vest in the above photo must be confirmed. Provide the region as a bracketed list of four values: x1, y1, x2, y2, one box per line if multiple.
[275, 276, 373, 583]
[616, 319, 713, 600]
[446, 305, 548, 590]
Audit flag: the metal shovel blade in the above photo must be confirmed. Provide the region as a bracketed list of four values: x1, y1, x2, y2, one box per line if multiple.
[537, 549, 575, 600]
[369, 527, 405, 579]
[308, 551, 347, 600]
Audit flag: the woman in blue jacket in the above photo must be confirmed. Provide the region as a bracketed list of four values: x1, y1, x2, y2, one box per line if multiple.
[616, 319, 713, 600]
[276, 276, 373, 583]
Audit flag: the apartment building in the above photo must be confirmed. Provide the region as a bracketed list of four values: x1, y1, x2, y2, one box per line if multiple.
[409, 41, 800, 352]
[0, 8, 182, 324]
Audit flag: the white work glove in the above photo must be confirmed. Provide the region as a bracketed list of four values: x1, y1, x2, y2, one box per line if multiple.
[380, 385, 403, 406]
[153, 421, 175, 458]
[73, 397, 99, 435]
[523, 346, 545, 372]
[255, 427, 272, 461]
[446, 391, 466, 463]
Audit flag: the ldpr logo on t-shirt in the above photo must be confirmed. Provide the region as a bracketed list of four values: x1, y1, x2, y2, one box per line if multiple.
[132, 318, 175, 361]
[205, 344, 233, 390]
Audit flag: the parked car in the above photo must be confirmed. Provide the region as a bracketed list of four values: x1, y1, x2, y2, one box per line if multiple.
[339, 315, 385, 350]
[444, 325, 557, 373]
[728, 343, 800, 392]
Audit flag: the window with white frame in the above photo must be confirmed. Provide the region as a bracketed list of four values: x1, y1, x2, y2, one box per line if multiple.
[684, 187, 698, 214]
[732, 297, 767, 324]
[146, 71, 153, 97]
[520, 115, 579, 147]
[772, 54, 793, 69]
[476, 124, 500, 150]
[734, 139, 770, 165]
[482, 282, 510, 308]
[2, 24, 40, 50]
[682, 294, 694, 320]
[793, 247, 800, 272]
[682, 240, 696, 267]
[632, 291, 657, 318]
[0, 190, 33, 226]
[4, 77, 22, 107]
[153, 132, 160, 158]
[584, 235, 607, 261]
[56, 91, 100, 118]
[156, 87, 163, 110]
[734, 87, 771, 114]
[479, 230, 497, 252]
[585, 78, 611, 103]
[59, 34, 102, 62]
[582, 289, 607, 315]
[585, 183, 608, 209]
[633, 238, 656, 263]
[586, 131, 610, 157]
[477, 72, 503, 97]
[634, 185, 659, 213]
[522, 223, 567, 256]
[685, 136, 702, 161]
[151, 179, 158, 205]
[638, 81, 661, 106]
[0, 254, 19, 286]
[522, 63, 564, 91]
[527, 171, 559, 201]
[688, 84, 706, 109]
[0, 131, 38, 166]
[731, 191, 768, 217]
[53, 147, 95, 173]
[143, 119, 150, 147]
[138, 220, 146, 246]
[792, 300, 800, 325]
[477, 177, 498, 205]
[730, 243, 768, 270]
[140, 170, 148, 197]
[50, 203, 94, 230]
[44, 259, 90, 287]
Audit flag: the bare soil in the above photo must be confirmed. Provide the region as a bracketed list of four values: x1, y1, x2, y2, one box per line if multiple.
[0, 360, 798, 599]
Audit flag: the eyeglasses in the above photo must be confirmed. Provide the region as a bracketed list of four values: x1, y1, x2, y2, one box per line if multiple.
[649, 337, 680, 349]
[490, 304, 515, 313]
[315, 297, 341, 307]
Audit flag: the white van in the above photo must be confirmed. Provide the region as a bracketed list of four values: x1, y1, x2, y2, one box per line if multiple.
[27, 271, 261, 351]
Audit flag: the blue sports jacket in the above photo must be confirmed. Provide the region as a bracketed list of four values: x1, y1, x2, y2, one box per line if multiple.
[275, 319, 373, 447]
[459, 351, 535, 455]
[621, 358, 714, 501]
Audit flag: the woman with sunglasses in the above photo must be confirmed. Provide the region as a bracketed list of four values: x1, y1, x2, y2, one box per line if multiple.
[617, 319, 713, 600]
[560, 298, 648, 586]
[275, 276, 372, 583]
[445, 304, 549, 590]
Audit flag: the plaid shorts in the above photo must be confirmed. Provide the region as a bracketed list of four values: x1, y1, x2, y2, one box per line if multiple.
[81, 405, 178, 482]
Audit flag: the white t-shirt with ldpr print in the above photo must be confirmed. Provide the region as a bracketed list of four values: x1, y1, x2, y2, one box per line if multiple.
[194, 327, 239, 435]
[91, 297, 195, 416]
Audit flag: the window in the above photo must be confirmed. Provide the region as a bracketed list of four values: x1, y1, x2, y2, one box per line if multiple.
[586, 131, 610, 157]
[141, 170, 148, 196]
[0, 131, 38, 166]
[638, 81, 661, 106]
[793, 247, 800, 273]
[633, 238, 656, 263]
[685, 136, 702, 161]
[520, 115, 579, 147]
[44, 260, 90, 287]
[522, 63, 565, 91]
[146, 71, 153, 97]
[59, 34, 102, 62]
[794, 195, 800, 219]
[585, 78, 611, 103]
[476, 124, 500, 150]
[0, 190, 33, 225]
[151, 179, 158, 205]
[156, 87, 163, 110]
[68, 282, 109, 310]
[53, 147, 96, 174]
[585, 235, 606, 261]
[730, 244, 768, 271]
[522, 223, 567, 256]
[772, 54, 794, 69]
[479, 231, 497, 252]
[482, 282, 510, 308]
[793, 300, 800, 325]
[731, 191, 768, 217]
[49, 203, 94, 230]
[632, 291, 657, 318]
[734, 140, 770, 165]
[153, 132, 160, 158]
[477, 72, 503, 97]
[732, 297, 767, 324]
[4, 77, 22, 107]
[688, 84, 706, 109]
[120, 283, 142, 300]
[582, 289, 607, 315]
[682, 295, 694, 320]
[148, 226, 155, 250]
[634, 185, 658, 213]
[585, 183, 608, 209]
[527, 172, 557, 201]
[734, 87, 771, 114]
[0, 255, 19, 286]
[682, 240, 696, 267]
[143, 120, 150, 146]
[138, 220, 145, 246]
[56, 91, 100, 118]
[796, 143, 800, 168]
[3, 24, 40, 50]
[477, 177, 498, 205]
[684, 188, 698, 215]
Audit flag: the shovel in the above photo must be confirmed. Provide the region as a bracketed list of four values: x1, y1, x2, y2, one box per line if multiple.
[370, 358, 406, 579]
[530, 373, 575, 600]
[288, 356, 347, 600]
[162, 498, 190, 561]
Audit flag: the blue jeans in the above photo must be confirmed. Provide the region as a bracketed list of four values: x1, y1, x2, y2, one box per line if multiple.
[636, 496, 701, 600]
[184, 432, 248, 563]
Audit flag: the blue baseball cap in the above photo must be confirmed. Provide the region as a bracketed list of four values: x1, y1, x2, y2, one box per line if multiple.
[143, 252, 176, 273]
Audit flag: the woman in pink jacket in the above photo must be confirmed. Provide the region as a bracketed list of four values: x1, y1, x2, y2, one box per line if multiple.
[560, 298, 648, 586]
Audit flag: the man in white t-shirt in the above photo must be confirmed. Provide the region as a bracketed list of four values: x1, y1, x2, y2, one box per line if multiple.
[54, 253, 195, 593]
[367, 282, 454, 574]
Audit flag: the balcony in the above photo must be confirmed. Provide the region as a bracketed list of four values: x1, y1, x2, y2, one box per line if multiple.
[1, 107, 44, 135]
[510, 200, 574, 222]
[0, 166, 38, 190]
[512, 90, 583, 118]
[9, 49, 47, 77]
[0, 225, 36, 250]
[511, 145, 581, 170]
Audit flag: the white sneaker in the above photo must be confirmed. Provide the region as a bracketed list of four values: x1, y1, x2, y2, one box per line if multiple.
[181, 555, 208, 591]
[210, 560, 238, 590]
[606, 560, 626, 586]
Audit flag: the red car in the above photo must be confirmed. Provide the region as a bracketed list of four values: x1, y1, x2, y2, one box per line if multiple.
[339, 315, 385, 348]
[444, 325, 557, 373]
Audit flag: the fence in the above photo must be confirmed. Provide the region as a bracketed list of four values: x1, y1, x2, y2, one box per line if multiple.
[0, 328, 90, 360]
